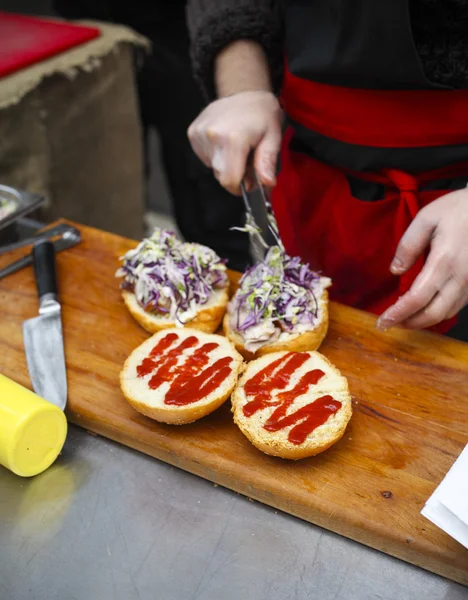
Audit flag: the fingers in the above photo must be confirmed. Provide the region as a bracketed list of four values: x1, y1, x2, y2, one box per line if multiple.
[187, 121, 214, 168]
[253, 122, 282, 187]
[377, 244, 451, 330]
[400, 278, 465, 329]
[390, 208, 436, 275]
[243, 164, 257, 192]
[189, 124, 250, 195]
[188, 120, 254, 195]
[187, 92, 282, 195]
[211, 135, 250, 195]
[190, 124, 279, 195]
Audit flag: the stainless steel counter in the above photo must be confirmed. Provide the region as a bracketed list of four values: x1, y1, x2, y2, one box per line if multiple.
[1, 425, 467, 600]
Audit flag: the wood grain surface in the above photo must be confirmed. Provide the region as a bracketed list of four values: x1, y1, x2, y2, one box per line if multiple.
[0, 221, 467, 585]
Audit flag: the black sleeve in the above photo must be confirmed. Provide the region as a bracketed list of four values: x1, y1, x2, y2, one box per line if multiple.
[186, 0, 283, 100]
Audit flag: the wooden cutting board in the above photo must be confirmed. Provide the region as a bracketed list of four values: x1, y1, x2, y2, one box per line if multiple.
[1, 221, 467, 585]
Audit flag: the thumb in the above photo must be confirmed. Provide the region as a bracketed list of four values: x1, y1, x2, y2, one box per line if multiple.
[391, 209, 435, 275]
[253, 125, 282, 187]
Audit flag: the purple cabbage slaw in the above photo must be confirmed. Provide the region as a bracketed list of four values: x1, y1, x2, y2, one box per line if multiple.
[116, 229, 228, 325]
[230, 246, 331, 337]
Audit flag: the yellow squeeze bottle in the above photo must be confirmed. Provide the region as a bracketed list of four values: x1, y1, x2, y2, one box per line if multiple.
[0, 374, 67, 477]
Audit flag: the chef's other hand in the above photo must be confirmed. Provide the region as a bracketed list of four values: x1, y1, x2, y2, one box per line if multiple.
[377, 189, 468, 331]
[187, 91, 282, 195]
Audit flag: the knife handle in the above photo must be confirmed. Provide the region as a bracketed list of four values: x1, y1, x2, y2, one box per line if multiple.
[32, 240, 58, 299]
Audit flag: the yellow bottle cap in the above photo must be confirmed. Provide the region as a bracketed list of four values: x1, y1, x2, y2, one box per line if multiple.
[0, 374, 67, 477]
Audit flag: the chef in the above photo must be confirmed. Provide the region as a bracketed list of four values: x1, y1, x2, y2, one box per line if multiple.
[186, 0, 468, 334]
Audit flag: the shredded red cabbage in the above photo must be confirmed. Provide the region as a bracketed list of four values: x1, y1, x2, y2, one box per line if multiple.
[230, 247, 331, 340]
[116, 229, 228, 324]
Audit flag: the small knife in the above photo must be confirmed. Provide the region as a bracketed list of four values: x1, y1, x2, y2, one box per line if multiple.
[23, 241, 67, 410]
[0, 222, 73, 256]
[0, 225, 81, 281]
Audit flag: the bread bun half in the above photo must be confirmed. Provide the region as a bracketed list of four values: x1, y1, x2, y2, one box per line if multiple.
[231, 350, 351, 459]
[224, 291, 329, 361]
[121, 328, 243, 425]
[122, 287, 229, 335]
[117, 229, 229, 335]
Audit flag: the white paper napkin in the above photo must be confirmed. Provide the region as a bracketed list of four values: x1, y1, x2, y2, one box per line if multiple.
[421, 444, 468, 549]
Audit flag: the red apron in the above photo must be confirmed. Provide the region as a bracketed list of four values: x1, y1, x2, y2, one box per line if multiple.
[272, 66, 468, 333]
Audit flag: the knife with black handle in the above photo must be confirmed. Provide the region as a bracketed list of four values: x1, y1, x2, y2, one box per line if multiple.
[22, 241, 67, 410]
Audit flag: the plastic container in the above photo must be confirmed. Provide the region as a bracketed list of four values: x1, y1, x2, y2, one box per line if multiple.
[0, 374, 67, 477]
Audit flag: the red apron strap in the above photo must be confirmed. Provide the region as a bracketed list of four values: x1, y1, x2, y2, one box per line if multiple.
[282, 63, 468, 148]
[383, 169, 424, 293]
[340, 164, 464, 295]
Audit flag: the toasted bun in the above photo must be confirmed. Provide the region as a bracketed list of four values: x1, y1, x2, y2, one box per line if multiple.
[231, 350, 351, 459]
[224, 291, 329, 361]
[120, 328, 243, 425]
[122, 286, 229, 335]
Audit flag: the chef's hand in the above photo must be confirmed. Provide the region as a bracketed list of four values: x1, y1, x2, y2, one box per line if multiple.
[377, 189, 468, 331]
[187, 91, 282, 195]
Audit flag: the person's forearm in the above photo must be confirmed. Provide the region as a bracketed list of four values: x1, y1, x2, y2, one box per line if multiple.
[186, 0, 282, 100]
[215, 40, 273, 97]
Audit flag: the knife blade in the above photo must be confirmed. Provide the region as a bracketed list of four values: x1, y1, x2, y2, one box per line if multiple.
[240, 181, 268, 264]
[240, 176, 284, 263]
[22, 241, 67, 410]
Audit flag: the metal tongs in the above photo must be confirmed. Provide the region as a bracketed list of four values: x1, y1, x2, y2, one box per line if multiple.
[240, 171, 283, 263]
[0, 222, 81, 280]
